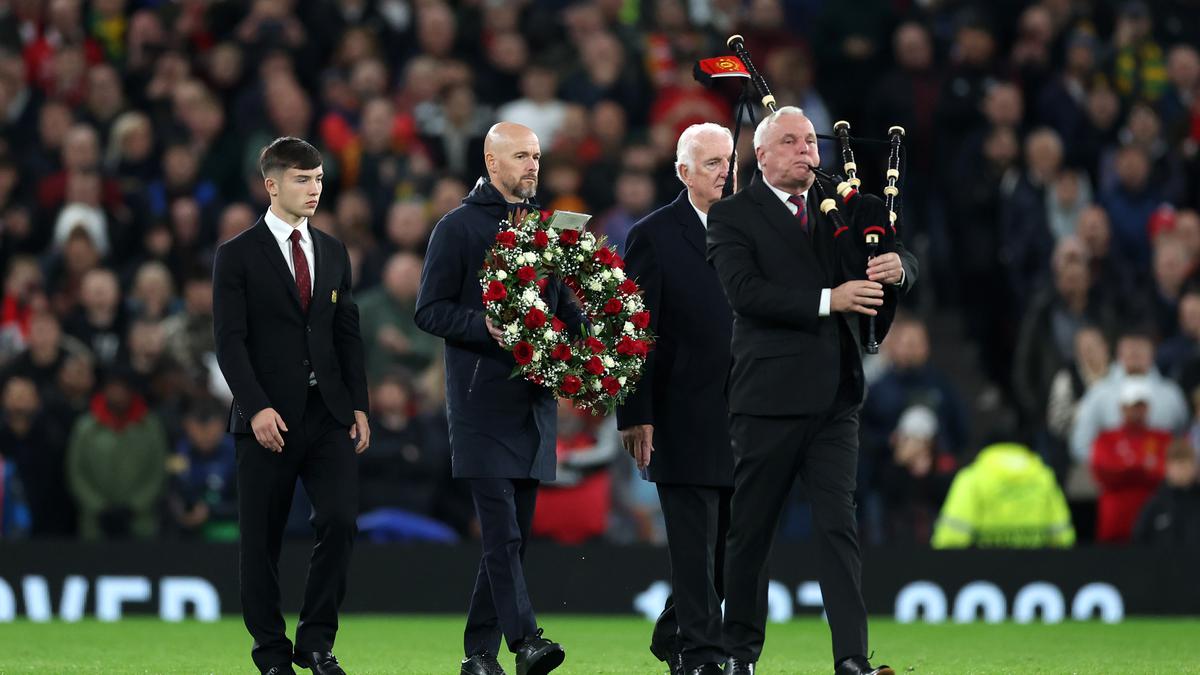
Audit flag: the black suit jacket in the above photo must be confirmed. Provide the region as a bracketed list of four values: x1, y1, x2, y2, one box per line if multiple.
[615, 190, 734, 487]
[706, 178, 917, 417]
[414, 179, 586, 481]
[213, 218, 368, 433]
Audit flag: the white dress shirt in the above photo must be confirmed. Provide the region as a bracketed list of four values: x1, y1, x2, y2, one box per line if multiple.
[265, 207, 315, 293]
[264, 207, 317, 385]
[688, 192, 709, 229]
[762, 179, 832, 317]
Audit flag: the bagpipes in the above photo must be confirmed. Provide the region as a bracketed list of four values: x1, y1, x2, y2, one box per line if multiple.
[695, 36, 903, 353]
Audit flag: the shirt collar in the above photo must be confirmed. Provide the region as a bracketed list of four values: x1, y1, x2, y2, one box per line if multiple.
[265, 207, 310, 245]
[687, 192, 709, 228]
[763, 178, 809, 208]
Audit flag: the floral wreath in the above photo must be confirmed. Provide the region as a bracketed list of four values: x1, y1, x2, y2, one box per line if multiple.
[479, 208, 653, 413]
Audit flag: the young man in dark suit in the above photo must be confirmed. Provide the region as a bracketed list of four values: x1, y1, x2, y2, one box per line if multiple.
[615, 123, 736, 675]
[214, 137, 370, 675]
[706, 108, 917, 675]
[415, 122, 582, 675]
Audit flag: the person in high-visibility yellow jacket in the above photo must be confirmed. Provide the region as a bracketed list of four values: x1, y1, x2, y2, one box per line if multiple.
[931, 442, 1075, 548]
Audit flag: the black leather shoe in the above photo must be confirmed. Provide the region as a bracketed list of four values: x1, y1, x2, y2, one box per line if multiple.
[293, 651, 346, 675]
[725, 658, 756, 674]
[514, 628, 565, 675]
[461, 653, 507, 675]
[264, 666, 297, 675]
[688, 664, 724, 675]
[835, 655, 895, 675]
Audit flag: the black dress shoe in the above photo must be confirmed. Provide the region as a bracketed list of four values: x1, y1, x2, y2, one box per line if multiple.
[293, 651, 346, 675]
[461, 653, 507, 675]
[688, 664, 724, 675]
[725, 658, 756, 674]
[835, 655, 895, 675]
[264, 666, 297, 675]
[514, 628, 565, 675]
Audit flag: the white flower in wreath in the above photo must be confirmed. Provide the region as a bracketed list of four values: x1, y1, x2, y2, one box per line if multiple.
[523, 252, 538, 264]
[601, 270, 612, 281]
[496, 270, 508, 280]
[592, 323, 604, 335]
[542, 251, 554, 262]
[591, 380, 602, 391]
[623, 321, 634, 334]
[603, 355, 616, 368]
[532, 351, 541, 362]
[533, 298, 547, 311]
[580, 240, 594, 252]
[587, 278, 603, 291]
[576, 254, 585, 262]
[522, 288, 539, 304]
[618, 376, 627, 386]
[625, 299, 640, 312]
[543, 328, 556, 341]
[613, 268, 625, 280]
[505, 323, 519, 335]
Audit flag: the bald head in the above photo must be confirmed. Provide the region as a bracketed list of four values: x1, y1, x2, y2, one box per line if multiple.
[484, 122, 540, 203]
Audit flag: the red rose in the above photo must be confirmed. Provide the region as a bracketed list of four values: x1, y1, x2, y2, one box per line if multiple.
[551, 343, 572, 361]
[532, 230, 550, 249]
[558, 229, 580, 245]
[512, 341, 534, 365]
[634, 339, 650, 357]
[496, 231, 517, 248]
[618, 279, 639, 295]
[603, 298, 623, 314]
[630, 311, 650, 329]
[551, 316, 567, 332]
[560, 374, 582, 395]
[611, 253, 625, 270]
[524, 307, 547, 329]
[536, 277, 549, 292]
[616, 336, 636, 356]
[516, 265, 537, 284]
[594, 248, 615, 266]
[586, 336, 606, 354]
[601, 376, 621, 395]
[585, 356, 605, 375]
[482, 280, 507, 303]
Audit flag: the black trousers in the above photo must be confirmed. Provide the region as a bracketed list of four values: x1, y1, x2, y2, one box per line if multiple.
[722, 394, 868, 666]
[651, 483, 732, 669]
[236, 385, 359, 673]
[464, 477, 539, 656]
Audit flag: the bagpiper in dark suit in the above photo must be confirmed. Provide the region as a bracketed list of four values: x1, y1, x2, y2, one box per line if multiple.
[706, 108, 916, 675]
[615, 123, 736, 675]
[214, 137, 370, 675]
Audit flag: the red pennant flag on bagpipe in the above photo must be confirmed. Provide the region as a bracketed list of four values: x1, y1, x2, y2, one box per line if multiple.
[693, 56, 751, 85]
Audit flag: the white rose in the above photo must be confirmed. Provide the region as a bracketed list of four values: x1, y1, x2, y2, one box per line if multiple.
[618, 376, 627, 386]
[613, 268, 625, 280]
[623, 321, 634, 334]
[496, 270, 508, 280]
[533, 351, 541, 362]
[576, 254, 585, 262]
[601, 270, 612, 280]
[543, 329, 556, 340]
[593, 323, 604, 335]
[588, 279, 603, 291]
[505, 323, 519, 335]
[534, 299, 547, 311]
[591, 380, 602, 391]
[603, 356, 616, 368]
[523, 289, 539, 304]
[524, 252, 538, 264]
[580, 240, 594, 251]
[543, 251, 554, 261]
[625, 300, 639, 313]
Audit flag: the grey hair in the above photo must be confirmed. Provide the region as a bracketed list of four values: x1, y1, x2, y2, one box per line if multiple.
[675, 123, 733, 182]
[752, 105, 807, 152]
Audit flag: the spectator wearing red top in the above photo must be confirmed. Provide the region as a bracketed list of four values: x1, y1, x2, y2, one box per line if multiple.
[1091, 377, 1170, 543]
[532, 400, 620, 545]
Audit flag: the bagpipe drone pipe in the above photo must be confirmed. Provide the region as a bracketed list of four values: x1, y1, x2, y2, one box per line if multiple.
[696, 36, 906, 353]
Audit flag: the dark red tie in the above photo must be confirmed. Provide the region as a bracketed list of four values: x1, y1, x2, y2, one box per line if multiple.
[289, 229, 311, 312]
[788, 194, 809, 235]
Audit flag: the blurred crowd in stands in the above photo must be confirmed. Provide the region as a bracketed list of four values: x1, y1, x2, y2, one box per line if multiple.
[1, 0, 1200, 549]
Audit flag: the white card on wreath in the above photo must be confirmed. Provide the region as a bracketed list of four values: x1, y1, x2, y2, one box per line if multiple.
[546, 210, 591, 231]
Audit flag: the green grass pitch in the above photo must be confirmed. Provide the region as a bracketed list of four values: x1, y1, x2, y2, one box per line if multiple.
[1, 616, 1197, 674]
